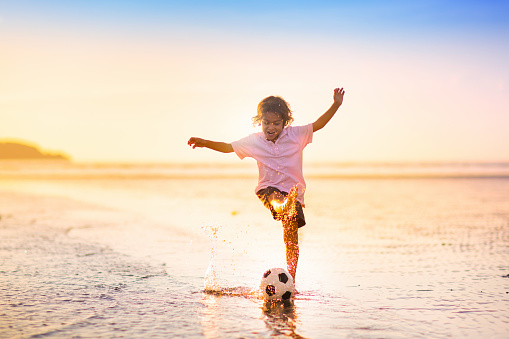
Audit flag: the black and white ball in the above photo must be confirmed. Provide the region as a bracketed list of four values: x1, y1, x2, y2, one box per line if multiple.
[259, 268, 295, 301]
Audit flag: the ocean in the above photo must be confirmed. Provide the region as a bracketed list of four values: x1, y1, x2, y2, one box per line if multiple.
[1, 161, 508, 338]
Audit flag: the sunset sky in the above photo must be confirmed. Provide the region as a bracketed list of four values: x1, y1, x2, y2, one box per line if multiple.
[1, 1, 508, 163]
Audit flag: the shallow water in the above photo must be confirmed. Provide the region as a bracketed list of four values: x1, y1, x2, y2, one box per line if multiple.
[1, 173, 508, 338]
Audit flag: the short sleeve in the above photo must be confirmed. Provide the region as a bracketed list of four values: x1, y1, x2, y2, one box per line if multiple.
[231, 133, 256, 160]
[288, 123, 313, 149]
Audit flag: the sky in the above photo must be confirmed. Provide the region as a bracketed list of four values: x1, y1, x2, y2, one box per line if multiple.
[1, 0, 508, 163]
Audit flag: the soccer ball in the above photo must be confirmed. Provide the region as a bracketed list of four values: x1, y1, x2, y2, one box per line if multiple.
[259, 268, 295, 301]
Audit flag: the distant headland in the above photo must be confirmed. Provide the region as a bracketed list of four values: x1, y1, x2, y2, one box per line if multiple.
[0, 140, 70, 160]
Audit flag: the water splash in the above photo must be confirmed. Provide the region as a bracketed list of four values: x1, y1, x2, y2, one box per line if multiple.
[202, 225, 220, 292]
[201, 225, 263, 298]
[270, 185, 300, 219]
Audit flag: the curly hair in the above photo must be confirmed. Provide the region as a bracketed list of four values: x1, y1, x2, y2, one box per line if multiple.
[252, 96, 294, 127]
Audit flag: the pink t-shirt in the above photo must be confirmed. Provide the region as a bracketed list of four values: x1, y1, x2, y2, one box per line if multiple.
[231, 124, 313, 205]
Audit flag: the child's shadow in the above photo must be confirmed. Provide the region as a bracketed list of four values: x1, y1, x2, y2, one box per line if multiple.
[262, 301, 307, 339]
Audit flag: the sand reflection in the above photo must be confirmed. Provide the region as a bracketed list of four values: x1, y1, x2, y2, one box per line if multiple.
[200, 294, 222, 339]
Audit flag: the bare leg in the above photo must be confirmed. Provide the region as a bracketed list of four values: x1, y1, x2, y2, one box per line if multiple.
[283, 218, 299, 282]
[268, 186, 299, 280]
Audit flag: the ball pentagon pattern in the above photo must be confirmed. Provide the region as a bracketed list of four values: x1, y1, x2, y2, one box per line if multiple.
[259, 268, 295, 301]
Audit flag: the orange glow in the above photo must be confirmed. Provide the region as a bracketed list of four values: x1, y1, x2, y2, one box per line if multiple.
[1, 8, 508, 163]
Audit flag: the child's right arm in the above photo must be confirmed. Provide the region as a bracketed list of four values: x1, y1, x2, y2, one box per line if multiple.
[187, 137, 234, 153]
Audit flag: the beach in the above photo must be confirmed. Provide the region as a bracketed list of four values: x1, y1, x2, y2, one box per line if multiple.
[1, 162, 508, 338]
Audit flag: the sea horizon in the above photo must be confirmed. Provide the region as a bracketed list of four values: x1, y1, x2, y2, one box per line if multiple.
[1, 160, 509, 180]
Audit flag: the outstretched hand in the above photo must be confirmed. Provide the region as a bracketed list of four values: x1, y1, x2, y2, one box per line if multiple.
[188, 137, 206, 149]
[333, 87, 345, 106]
[312, 86, 346, 132]
[187, 137, 234, 153]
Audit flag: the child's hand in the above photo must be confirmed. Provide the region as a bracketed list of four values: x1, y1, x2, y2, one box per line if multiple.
[187, 138, 233, 153]
[333, 87, 345, 106]
[188, 137, 206, 149]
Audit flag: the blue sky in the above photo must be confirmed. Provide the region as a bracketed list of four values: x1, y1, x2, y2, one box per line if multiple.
[4, 1, 508, 36]
[1, 1, 508, 162]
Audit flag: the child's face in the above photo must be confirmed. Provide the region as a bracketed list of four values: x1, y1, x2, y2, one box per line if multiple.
[261, 112, 284, 142]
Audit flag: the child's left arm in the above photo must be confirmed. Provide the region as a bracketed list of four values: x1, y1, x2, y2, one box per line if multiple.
[312, 87, 345, 132]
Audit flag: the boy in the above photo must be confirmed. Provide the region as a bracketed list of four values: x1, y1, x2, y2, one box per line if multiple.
[188, 87, 345, 281]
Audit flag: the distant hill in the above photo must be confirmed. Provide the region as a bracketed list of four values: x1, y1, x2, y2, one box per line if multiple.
[0, 141, 70, 160]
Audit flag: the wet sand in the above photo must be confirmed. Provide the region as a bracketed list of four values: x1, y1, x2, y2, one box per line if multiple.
[1, 177, 508, 338]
